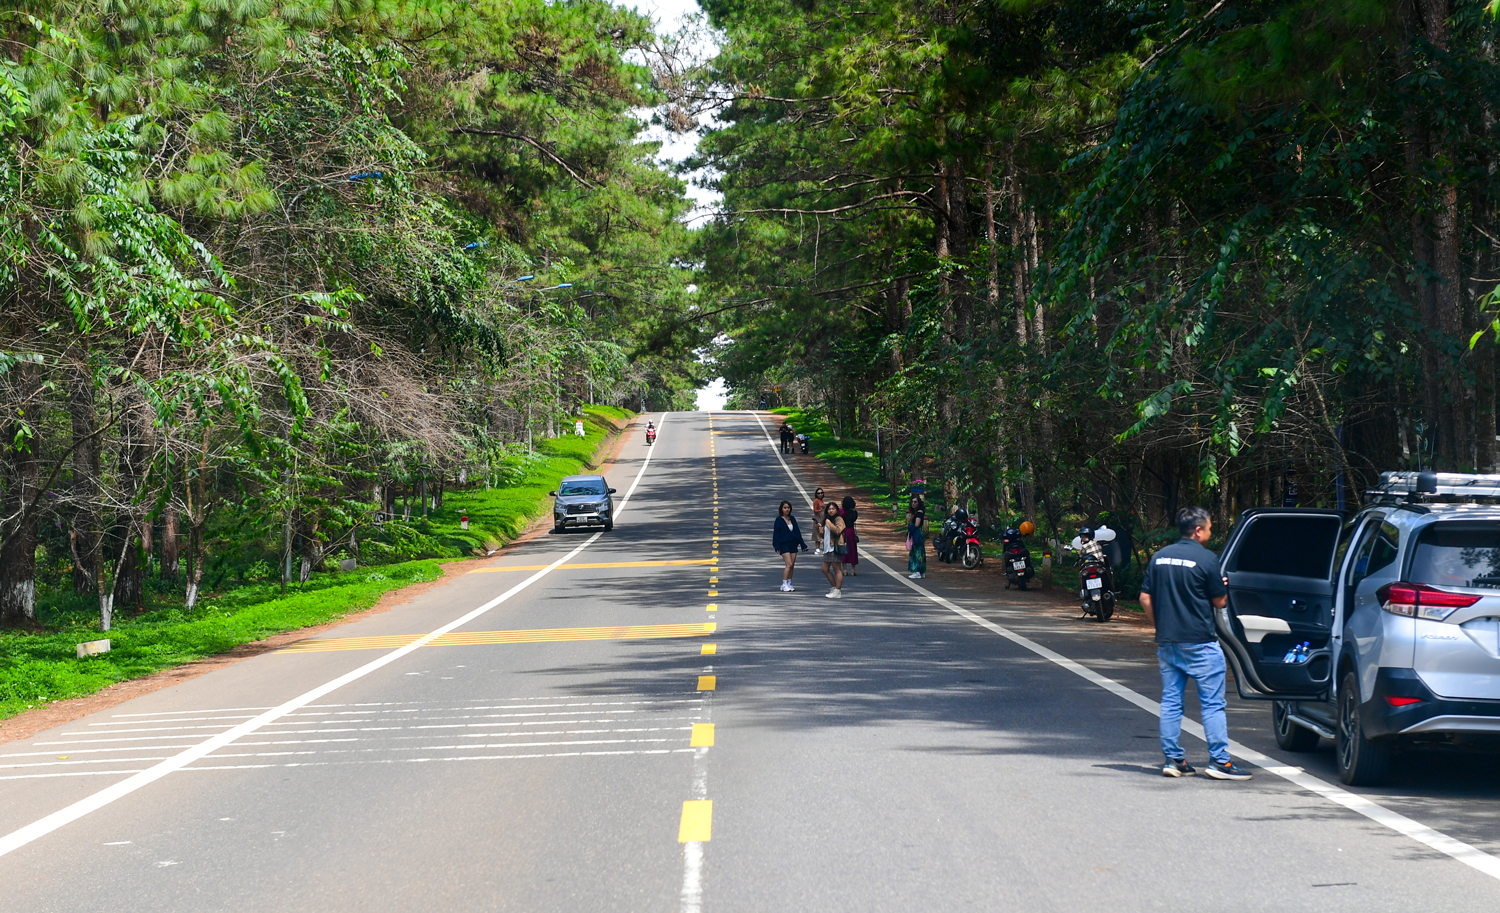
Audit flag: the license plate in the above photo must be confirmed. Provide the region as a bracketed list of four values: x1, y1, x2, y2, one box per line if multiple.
[1085, 577, 1103, 590]
[1012, 560, 1026, 570]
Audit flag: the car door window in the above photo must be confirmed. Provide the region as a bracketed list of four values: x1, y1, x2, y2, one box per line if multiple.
[1346, 523, 1380, 591]
[1365, 522, 1400, 580]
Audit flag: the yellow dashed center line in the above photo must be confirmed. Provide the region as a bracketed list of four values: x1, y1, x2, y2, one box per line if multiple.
[697, 675, 717, 691]
[691, 723, 715, 747]
[701, 643, 716, 655]
[679, 800, 712, 842]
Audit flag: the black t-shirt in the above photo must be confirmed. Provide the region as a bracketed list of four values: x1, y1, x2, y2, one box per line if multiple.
[1139, 538, 1227, 644]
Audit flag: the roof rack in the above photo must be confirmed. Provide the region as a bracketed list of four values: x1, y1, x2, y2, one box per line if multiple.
[1367, 471, 1500, 504]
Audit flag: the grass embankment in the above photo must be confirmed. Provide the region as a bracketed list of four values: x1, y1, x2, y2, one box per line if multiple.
[0, 405, 633, 723]
[772, 407, 899, 521]
[422, 405, 632, 553]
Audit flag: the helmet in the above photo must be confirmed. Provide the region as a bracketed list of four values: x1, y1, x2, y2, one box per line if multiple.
[1078, 526, 1094, 541]
[1018, 520, 1035, 536]
[1004, 527, 1020, 538]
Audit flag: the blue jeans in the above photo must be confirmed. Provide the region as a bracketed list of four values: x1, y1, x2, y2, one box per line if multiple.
[1158, 642, 1230, 764]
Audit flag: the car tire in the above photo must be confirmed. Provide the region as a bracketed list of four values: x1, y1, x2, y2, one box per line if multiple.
[604, 520, 613, 532]
[552, 525, 565, 534]
[1272, 701, 1321, 752]
[1337, 671, 1393, 785]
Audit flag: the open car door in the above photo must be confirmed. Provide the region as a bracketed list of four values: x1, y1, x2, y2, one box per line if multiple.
[1216, 509, 1346, 701]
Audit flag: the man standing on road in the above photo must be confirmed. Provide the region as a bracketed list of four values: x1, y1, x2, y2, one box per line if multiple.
[780, 422, 794, 454]
[1139, 506, 1252, 781]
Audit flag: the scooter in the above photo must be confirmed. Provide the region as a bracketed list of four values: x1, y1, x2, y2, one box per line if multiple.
[1067, 525, 1116, 622]
[1002, 527, 1034, 589]
[959, 514, 984, 569]
[936, 510, 966, 563]
[796, 433, 810, 454]
[645, 425, 657, 445]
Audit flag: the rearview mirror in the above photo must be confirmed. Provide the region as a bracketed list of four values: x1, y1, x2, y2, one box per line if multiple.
[548, 491, 556, 497]
[608, 488, 617, 494]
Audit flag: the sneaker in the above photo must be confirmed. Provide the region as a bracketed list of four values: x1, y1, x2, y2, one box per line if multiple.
[825, 589, 841, 599]
[813, 548, 823, 556]
[1162, 758, 1196, 778]
[908, 572, 921, 579]
[785, 584, 795, 592]
[779, 581, 791, 592]
[1205, 760, 1252, 781]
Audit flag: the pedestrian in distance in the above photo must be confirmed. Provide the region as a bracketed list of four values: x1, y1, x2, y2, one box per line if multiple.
[1140, 506, 1252, 781]
[906, 495, 927, 579]
[819, 502, 846, 598]
[772, 500, 809, 592]
[840, 495, 860, 577]
[811, 488, 827, 554]
[780, 423, 794, 454]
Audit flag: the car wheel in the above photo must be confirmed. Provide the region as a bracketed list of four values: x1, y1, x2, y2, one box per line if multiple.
[1336, 671, 1392, 785]
[604, 520, 613, 532]
[552, 525, 565, 534]
[1272, 701, 1320, 752]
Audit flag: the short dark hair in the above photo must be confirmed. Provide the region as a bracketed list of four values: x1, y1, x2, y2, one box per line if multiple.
[1177, 506, 1211, 537]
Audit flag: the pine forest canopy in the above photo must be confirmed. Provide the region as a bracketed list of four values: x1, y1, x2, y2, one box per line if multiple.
[687, 0, 1500, 541]
[4, 0, 1500, 631]
[0, 0, 706, 628]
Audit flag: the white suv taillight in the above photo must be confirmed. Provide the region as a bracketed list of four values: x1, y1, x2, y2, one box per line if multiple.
[1377, 582, 1481, 621]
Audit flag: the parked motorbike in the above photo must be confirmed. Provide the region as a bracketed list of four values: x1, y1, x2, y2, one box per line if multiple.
[1067, 525, 1117, 621]
[796, 433, 810, 454]
[1002, 527, 1035, 589]
[959, 514, 983, 569]
[936, 510, 966, 563]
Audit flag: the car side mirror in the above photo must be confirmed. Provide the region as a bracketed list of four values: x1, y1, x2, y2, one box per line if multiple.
[608, 488, 617, 494]
[548, 491, 556, 497]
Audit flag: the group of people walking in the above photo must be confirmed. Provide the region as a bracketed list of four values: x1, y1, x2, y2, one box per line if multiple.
[772, 488, 861, 598]
[771, 487, 936, 595]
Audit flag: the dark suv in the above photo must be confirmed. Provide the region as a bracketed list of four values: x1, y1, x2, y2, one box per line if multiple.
[550, 475, 616, 532]
[1217, 472, 1500, 785]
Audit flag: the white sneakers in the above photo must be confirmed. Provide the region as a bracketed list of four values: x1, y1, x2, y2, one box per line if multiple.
[780, 580, 794, 592]
[825, 588, 841, 599]
[813, 548, 823, 556]
[908, 572, 924, 579]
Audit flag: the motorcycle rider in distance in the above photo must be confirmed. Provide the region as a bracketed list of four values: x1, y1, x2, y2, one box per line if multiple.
[645, 420, 657, 444]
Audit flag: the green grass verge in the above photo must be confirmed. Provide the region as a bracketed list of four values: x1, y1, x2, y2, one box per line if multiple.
[0, 404, 634, 724]
[0, 560, 443, 721]
[421, 405, 632, 552]
[771, 408, 900, 522]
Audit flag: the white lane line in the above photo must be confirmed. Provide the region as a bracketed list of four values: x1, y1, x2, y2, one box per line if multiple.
[0, 748, 701, 782]
[748, 410, 1500, 884]
[0, 414, 667, 859]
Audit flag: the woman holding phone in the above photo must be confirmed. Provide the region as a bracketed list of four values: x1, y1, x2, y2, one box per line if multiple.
[772, 500, 809, 591]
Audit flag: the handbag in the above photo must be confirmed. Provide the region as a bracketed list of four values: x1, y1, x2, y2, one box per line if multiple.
[835, 543, 848, 556]
[905, 535, 914, 551]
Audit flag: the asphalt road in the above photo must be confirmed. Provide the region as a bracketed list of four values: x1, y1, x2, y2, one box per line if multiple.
[3, 411, 1500, 911]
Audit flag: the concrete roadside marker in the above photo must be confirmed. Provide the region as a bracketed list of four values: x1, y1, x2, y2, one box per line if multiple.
[76, 640, 110, 659]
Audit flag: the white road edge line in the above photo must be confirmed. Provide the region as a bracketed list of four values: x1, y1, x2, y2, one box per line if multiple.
[748, 410, 1500, 884]
[0, 412, 668, 860]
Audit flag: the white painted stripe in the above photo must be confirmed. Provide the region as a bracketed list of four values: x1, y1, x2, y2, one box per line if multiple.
[749, 410, 1500, 884]
[0, 415, 668, 858]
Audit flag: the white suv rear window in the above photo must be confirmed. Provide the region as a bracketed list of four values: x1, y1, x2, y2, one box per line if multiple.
[1410, 525, 1500, 590]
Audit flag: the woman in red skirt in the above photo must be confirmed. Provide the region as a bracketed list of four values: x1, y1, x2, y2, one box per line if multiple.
[840, 496, 860, 576]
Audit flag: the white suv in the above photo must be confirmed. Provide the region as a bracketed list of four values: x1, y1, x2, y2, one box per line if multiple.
[1216, 472, 1500, 785]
